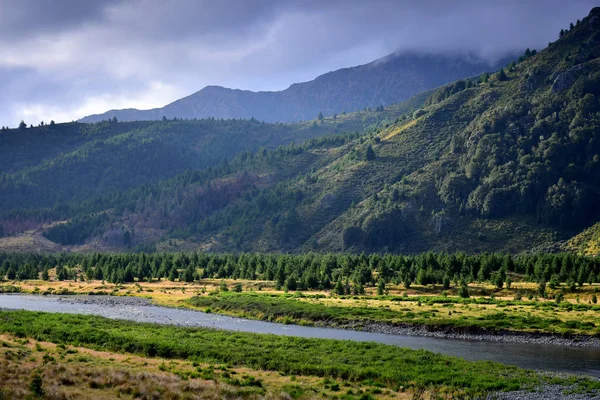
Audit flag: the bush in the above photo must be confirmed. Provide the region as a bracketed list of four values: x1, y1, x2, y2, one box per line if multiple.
[458, 283, 470, 298]
[537, 281, 546, 298]
[220, 281, 229, 292]
[29, 373, 44, 397]
[412, 109, 427, 119]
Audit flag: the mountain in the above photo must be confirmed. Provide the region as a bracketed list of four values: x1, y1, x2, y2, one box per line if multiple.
[2, 8, 600, 254]
[80, 51, 508, 123]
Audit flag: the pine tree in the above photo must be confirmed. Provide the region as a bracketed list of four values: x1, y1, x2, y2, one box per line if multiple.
[123, 265, 134, 283]
[496, 68, 507, 81]
[364, 145, 376, 161]
[377, 278, 386, 296]
[458, 282, 470, 298]
[286, 275, 298, 291]
[183, 266, 195, 283]
[334, 277, 345, 295]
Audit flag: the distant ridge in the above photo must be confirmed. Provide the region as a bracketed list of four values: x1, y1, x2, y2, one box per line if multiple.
[80, 51, 510, 123]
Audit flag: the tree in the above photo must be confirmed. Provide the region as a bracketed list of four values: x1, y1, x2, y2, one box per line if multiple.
[41, 268, 49, 281]
[219, 280, 229, 292]
[123, 265, 134, 283]
[537, 281, 546, 298]
[494, 270, 505, 289]
[56, 266, 68, 281]
[0, 224, 4, 238]
[458, 282, 470, 298]
[123, 231, 132, 247]
[442, 274, 451, 289]
[496, 68, 507, 81]
[334, 277, 345, 295]
[233, 283, 243, 292]
[19, 120, 27, 130]
[285, 275, 298, 291]
[317, 112, 324, 120]
[168, 266, 178, 281]
[343, 226, 363, 248]
[403, 273, 412, 289]
[560, 29, 565, 38]
[377, 278, 386, 296]
[480, 72, 490, 84]
[364, 145, 376, 161]
[183, 266, 195, 283]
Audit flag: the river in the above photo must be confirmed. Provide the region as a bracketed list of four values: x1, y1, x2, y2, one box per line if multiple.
[1, 294, 599, 377]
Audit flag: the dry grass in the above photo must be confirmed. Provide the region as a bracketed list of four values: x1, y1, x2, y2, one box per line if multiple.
[0, 333, 409, 400]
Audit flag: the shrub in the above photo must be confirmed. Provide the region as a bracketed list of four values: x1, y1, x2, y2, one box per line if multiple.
[458, 283, 470, 298]
[412, 109, 427, 119]
[30, 373, 44, 397]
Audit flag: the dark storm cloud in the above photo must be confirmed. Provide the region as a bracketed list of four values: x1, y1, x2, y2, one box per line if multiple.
[0, 0, 119, 39]
[0, 0, 597, 126]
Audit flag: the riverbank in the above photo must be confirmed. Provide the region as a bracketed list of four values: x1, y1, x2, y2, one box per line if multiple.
[327, 320, 600, 348]
[187, 291, 600, 347]
[1, 308, 599, 399]
[3, 278, 600, 345]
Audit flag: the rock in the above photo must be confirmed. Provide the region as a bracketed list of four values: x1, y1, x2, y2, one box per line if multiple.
[320, 193, 336, 208]
[429, 213, 448, 234]
[552, 64, 585, 93]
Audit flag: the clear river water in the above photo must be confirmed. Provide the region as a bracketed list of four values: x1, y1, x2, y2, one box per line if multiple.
[1, 294, 599, 377]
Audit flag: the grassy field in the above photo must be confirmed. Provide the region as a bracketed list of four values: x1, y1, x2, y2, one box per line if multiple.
[4, 277, 600, 337]
[0, 333, 396, 400]
[0, 310, 599, 400]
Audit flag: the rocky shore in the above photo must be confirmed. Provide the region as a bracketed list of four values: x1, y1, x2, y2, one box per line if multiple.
[14, 294, 600, 348]
[315, 320, 600, 348]
[56, 295, 152, 307]
[483, 383, 600, 399]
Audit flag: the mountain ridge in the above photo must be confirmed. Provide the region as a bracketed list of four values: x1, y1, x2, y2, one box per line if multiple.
[80, 51, 510, 123]
[3, 8, 600, 254]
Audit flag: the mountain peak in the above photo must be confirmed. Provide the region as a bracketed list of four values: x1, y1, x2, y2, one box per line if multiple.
[79, 51, 510, 124]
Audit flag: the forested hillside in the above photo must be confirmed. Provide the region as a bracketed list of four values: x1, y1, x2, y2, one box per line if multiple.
[2, 8, 600, 254]
[80, 52, 507, 123]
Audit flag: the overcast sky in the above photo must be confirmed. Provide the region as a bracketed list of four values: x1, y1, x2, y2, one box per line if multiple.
[0, 0, 596, 126]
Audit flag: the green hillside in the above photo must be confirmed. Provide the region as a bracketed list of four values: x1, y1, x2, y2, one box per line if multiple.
[2, 8, 600, 254]
[564, 222, 600, 255]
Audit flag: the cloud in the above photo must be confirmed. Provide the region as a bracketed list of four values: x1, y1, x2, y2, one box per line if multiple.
[0, 0, 596, 126]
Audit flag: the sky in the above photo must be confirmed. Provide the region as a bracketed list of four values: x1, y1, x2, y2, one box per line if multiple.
[0, 0, 596, 127]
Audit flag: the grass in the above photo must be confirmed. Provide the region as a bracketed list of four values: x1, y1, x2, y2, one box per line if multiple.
[187, 291, 600, 336]
[0, 333, 347, 399]
[1, 309, 594, 398]
[7, 278, 600, 336]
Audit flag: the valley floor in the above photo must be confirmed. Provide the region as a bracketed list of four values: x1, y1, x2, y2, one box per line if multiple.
[0, 310, 599, 400]
[4, 278, 600, 341]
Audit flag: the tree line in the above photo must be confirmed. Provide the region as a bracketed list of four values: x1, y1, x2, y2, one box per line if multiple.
[1, 252, 599, 294]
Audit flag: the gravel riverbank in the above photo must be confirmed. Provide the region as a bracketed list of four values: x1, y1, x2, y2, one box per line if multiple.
[316, 320, 600, 348]
[483, 383, 600, 399]
[8, 293, 600, 348]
